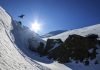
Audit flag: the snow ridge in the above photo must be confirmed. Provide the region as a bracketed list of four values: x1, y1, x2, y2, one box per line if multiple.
[44, 24, 100, 41]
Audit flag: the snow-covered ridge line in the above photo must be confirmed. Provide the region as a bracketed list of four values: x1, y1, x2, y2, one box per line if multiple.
[42, 30, 66, 38]
[42, 23, 100, 70]
[43, 24, 100, 41]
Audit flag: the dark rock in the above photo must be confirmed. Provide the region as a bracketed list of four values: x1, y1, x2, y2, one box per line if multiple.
[43, 39, 63, 55]
[84, 60, 89, 66]
[47, 34, 98, 64]
[45, 39, 63, 51]
[97, 40, 100, 46]
[86, 34, 98, 40]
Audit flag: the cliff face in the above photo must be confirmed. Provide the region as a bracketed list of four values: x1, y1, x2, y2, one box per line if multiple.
[0, 6, 48, 70]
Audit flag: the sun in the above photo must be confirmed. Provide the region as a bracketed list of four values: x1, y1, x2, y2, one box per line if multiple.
[31, 21, 41, 33]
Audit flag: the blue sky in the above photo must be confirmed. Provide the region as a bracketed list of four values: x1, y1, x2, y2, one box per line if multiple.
[0, 0, 100, 35]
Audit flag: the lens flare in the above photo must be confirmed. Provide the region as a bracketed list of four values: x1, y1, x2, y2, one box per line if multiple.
[31, 21, 41, 33]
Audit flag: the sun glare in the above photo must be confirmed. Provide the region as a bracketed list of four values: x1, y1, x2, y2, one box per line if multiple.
[31, 21, 41, 33]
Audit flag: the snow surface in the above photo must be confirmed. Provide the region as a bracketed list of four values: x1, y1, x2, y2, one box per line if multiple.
[43, 24, 100, 70]
[43, 24, 100, 41]
[0, 6, 100, 70]
[0, 6, 49, 70]
[42, 30, 66, 38]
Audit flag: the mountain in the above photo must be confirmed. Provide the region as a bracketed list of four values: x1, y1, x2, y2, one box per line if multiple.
[42, 30, 66, 38]
[0, 6, 100, 70]
[43, 24, 100, 41]
[0, 6, 72, 70]
[0, 6, 49, 70]
[42, 24, 100, 70]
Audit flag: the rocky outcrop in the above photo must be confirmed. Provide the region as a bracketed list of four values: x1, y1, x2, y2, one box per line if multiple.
[36, 39, 63, 56]
[47, 34, 99, 65]
[45, 39, 63, 51]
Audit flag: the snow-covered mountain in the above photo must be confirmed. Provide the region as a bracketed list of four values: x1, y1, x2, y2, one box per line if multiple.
[42, 30, 66, 38]
[43, 24, 100, 70]
[0, 6, 100, 70]
[0, 6, 71, 70]
[43, 24, 100, 41]
[0, 6, 49, 70]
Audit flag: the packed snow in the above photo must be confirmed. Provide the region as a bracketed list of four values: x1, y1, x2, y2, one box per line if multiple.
[0, 6, 49, 70]
[0, 6, 100, 70]
[43, 24, 100, 42]
[43, 24, 100, 70]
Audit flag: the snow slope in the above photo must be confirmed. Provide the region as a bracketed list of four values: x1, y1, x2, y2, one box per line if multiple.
[43, 24, 100, 41]
[43, 24, 100, 70]
[42, 30, 66, 38]
[0, 6, 71, 70]
[1, 6, 100, 70]
[0, 6, 49, 70]
[12, 20, 45, 50]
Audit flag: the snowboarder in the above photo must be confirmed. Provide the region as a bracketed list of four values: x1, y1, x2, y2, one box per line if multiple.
[18, 14, 25, 18]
